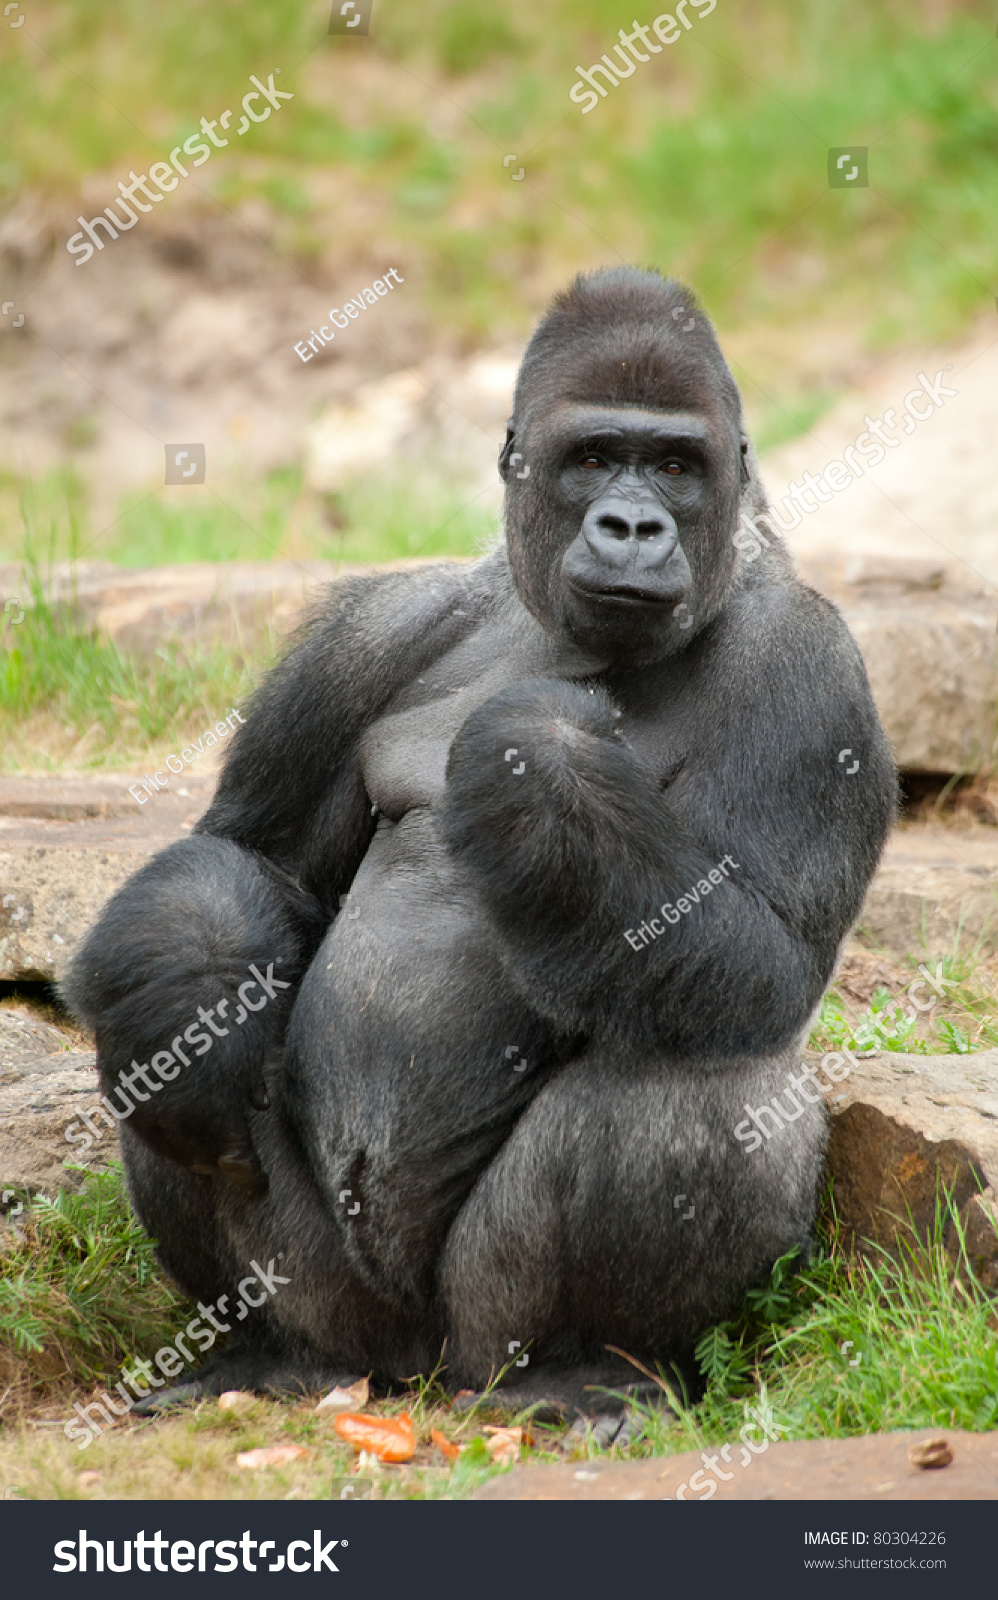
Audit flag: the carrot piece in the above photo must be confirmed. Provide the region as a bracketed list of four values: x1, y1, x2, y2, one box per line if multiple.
[334, 1412, 416, 1462]
[431, 1429, 461, 1461]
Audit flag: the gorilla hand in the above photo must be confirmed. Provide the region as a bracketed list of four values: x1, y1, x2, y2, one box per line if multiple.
[109, 1028, 278, 1198]
[95, 995, 284, 1198]
[441, 676, 672, 926]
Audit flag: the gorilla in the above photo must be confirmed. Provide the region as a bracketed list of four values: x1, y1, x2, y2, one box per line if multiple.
[63, 267, 895, 1421]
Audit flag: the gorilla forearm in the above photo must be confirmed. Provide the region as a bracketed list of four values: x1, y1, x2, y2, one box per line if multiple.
[442, 678, 860, 1055]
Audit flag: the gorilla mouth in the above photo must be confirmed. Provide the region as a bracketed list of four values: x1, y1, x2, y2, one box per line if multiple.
[565, 577, 676, 608]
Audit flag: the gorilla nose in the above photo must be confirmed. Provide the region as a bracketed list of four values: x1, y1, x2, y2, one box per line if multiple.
[581, 500, 678, 571]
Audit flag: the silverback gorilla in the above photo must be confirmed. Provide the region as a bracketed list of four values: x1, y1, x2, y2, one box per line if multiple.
[63, 268, 895, 1420]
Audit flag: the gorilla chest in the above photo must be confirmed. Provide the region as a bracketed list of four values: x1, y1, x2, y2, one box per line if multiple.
[357, 624, 563, 820]
[359, 680, 697, 838]
[358, 687, 482, 820]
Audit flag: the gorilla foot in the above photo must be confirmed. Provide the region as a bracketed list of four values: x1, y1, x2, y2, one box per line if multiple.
[563, 1410, 634, 1451]
[129, 1339, 367, 1415]
[450, 1364, 673, 1425]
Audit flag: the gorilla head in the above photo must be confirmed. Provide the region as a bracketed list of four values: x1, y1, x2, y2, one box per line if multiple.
[500, 267, 748, 662]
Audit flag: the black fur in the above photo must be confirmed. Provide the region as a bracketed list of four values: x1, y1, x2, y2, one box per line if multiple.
[62, 268, 895, 1413]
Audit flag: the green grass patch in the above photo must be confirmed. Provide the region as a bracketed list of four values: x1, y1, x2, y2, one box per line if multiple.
[809, 951, 998, 1057]
[3, 1, 996, 350]
[0, 1166, 185, 1393]
[321, 466, 499, 566]
[0, 519, 265, 767]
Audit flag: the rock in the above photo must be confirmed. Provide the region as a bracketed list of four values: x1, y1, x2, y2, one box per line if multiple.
[0, 1009, 103, 1191]
[816, 1046, 998, 1258]
[765, 323, 998, 602]
[837, 597, 998, 775]
[908, 1436, 954, 1469]
[473, 1428, 998, 1499]
[0, 771, 216, 982]
[857, 821, 998, 955]
[305, 353, 518, 506]
[0, 557, 460, 661]
[4, 542, 998, 772]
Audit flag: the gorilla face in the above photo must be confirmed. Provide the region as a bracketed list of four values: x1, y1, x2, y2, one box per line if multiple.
[500, 268, 747, 664]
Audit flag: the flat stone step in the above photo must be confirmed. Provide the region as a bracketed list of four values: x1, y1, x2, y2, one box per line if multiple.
[0, 774, 216, 984]
[857, 819, 998, 955]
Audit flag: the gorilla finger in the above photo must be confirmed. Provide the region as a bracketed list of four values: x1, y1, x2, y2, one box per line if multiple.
[217, 1142, 269, 1198]
[249, 1075, 271, 1111]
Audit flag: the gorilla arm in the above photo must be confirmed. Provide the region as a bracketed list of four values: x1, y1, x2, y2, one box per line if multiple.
[61, 562, 491, 1191]
[440, 618, 895, 1059]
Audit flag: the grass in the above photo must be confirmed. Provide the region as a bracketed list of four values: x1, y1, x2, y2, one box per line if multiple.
[807, 947, 998, 1057]
[0, 473, 499, 766]
[0, 511, 272, 769]
[1, 457, 496, 572]
[0, 1168, 994, 1499]
[0, 1167, 185, 1397]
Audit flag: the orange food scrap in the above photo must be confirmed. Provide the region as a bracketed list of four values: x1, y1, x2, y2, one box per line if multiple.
[431, 1429, 461, 1461]
[236, 1444, 308, 1471]
[334, 1412, 416, 1462]
[482, 1425, 524, 1465]
[316, 1377, 370, 1414]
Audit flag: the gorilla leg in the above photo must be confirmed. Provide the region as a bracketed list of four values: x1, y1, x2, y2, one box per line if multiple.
[122, 1059, 438, 1409]
[439, 1043, 826, 1411]
[64, 833, 436, 1399]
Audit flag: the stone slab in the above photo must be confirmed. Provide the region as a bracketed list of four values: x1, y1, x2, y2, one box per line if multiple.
[474, 1428, 998, 1499]
[0, 556, 458, 661]
[813, 1046, 998, 1260]
[0, 776, 997, 978]
[855, 822, 998, 955]
[0, 1009, 99, 1193]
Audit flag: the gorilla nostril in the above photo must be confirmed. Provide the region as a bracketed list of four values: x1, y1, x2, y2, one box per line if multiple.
[598, 515, 631, 539]
[637, 520, 665, 538]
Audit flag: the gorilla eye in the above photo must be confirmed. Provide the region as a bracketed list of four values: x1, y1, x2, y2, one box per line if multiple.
[660, 460, 685, 475]
[580, 454, 605, 470]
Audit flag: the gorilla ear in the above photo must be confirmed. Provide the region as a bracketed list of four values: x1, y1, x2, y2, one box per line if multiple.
[740, 434, 750, 487]
[498, 426, 516, 483]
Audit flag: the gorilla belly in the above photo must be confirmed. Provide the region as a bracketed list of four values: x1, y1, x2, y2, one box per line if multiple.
[283, 809, 558, 1301]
